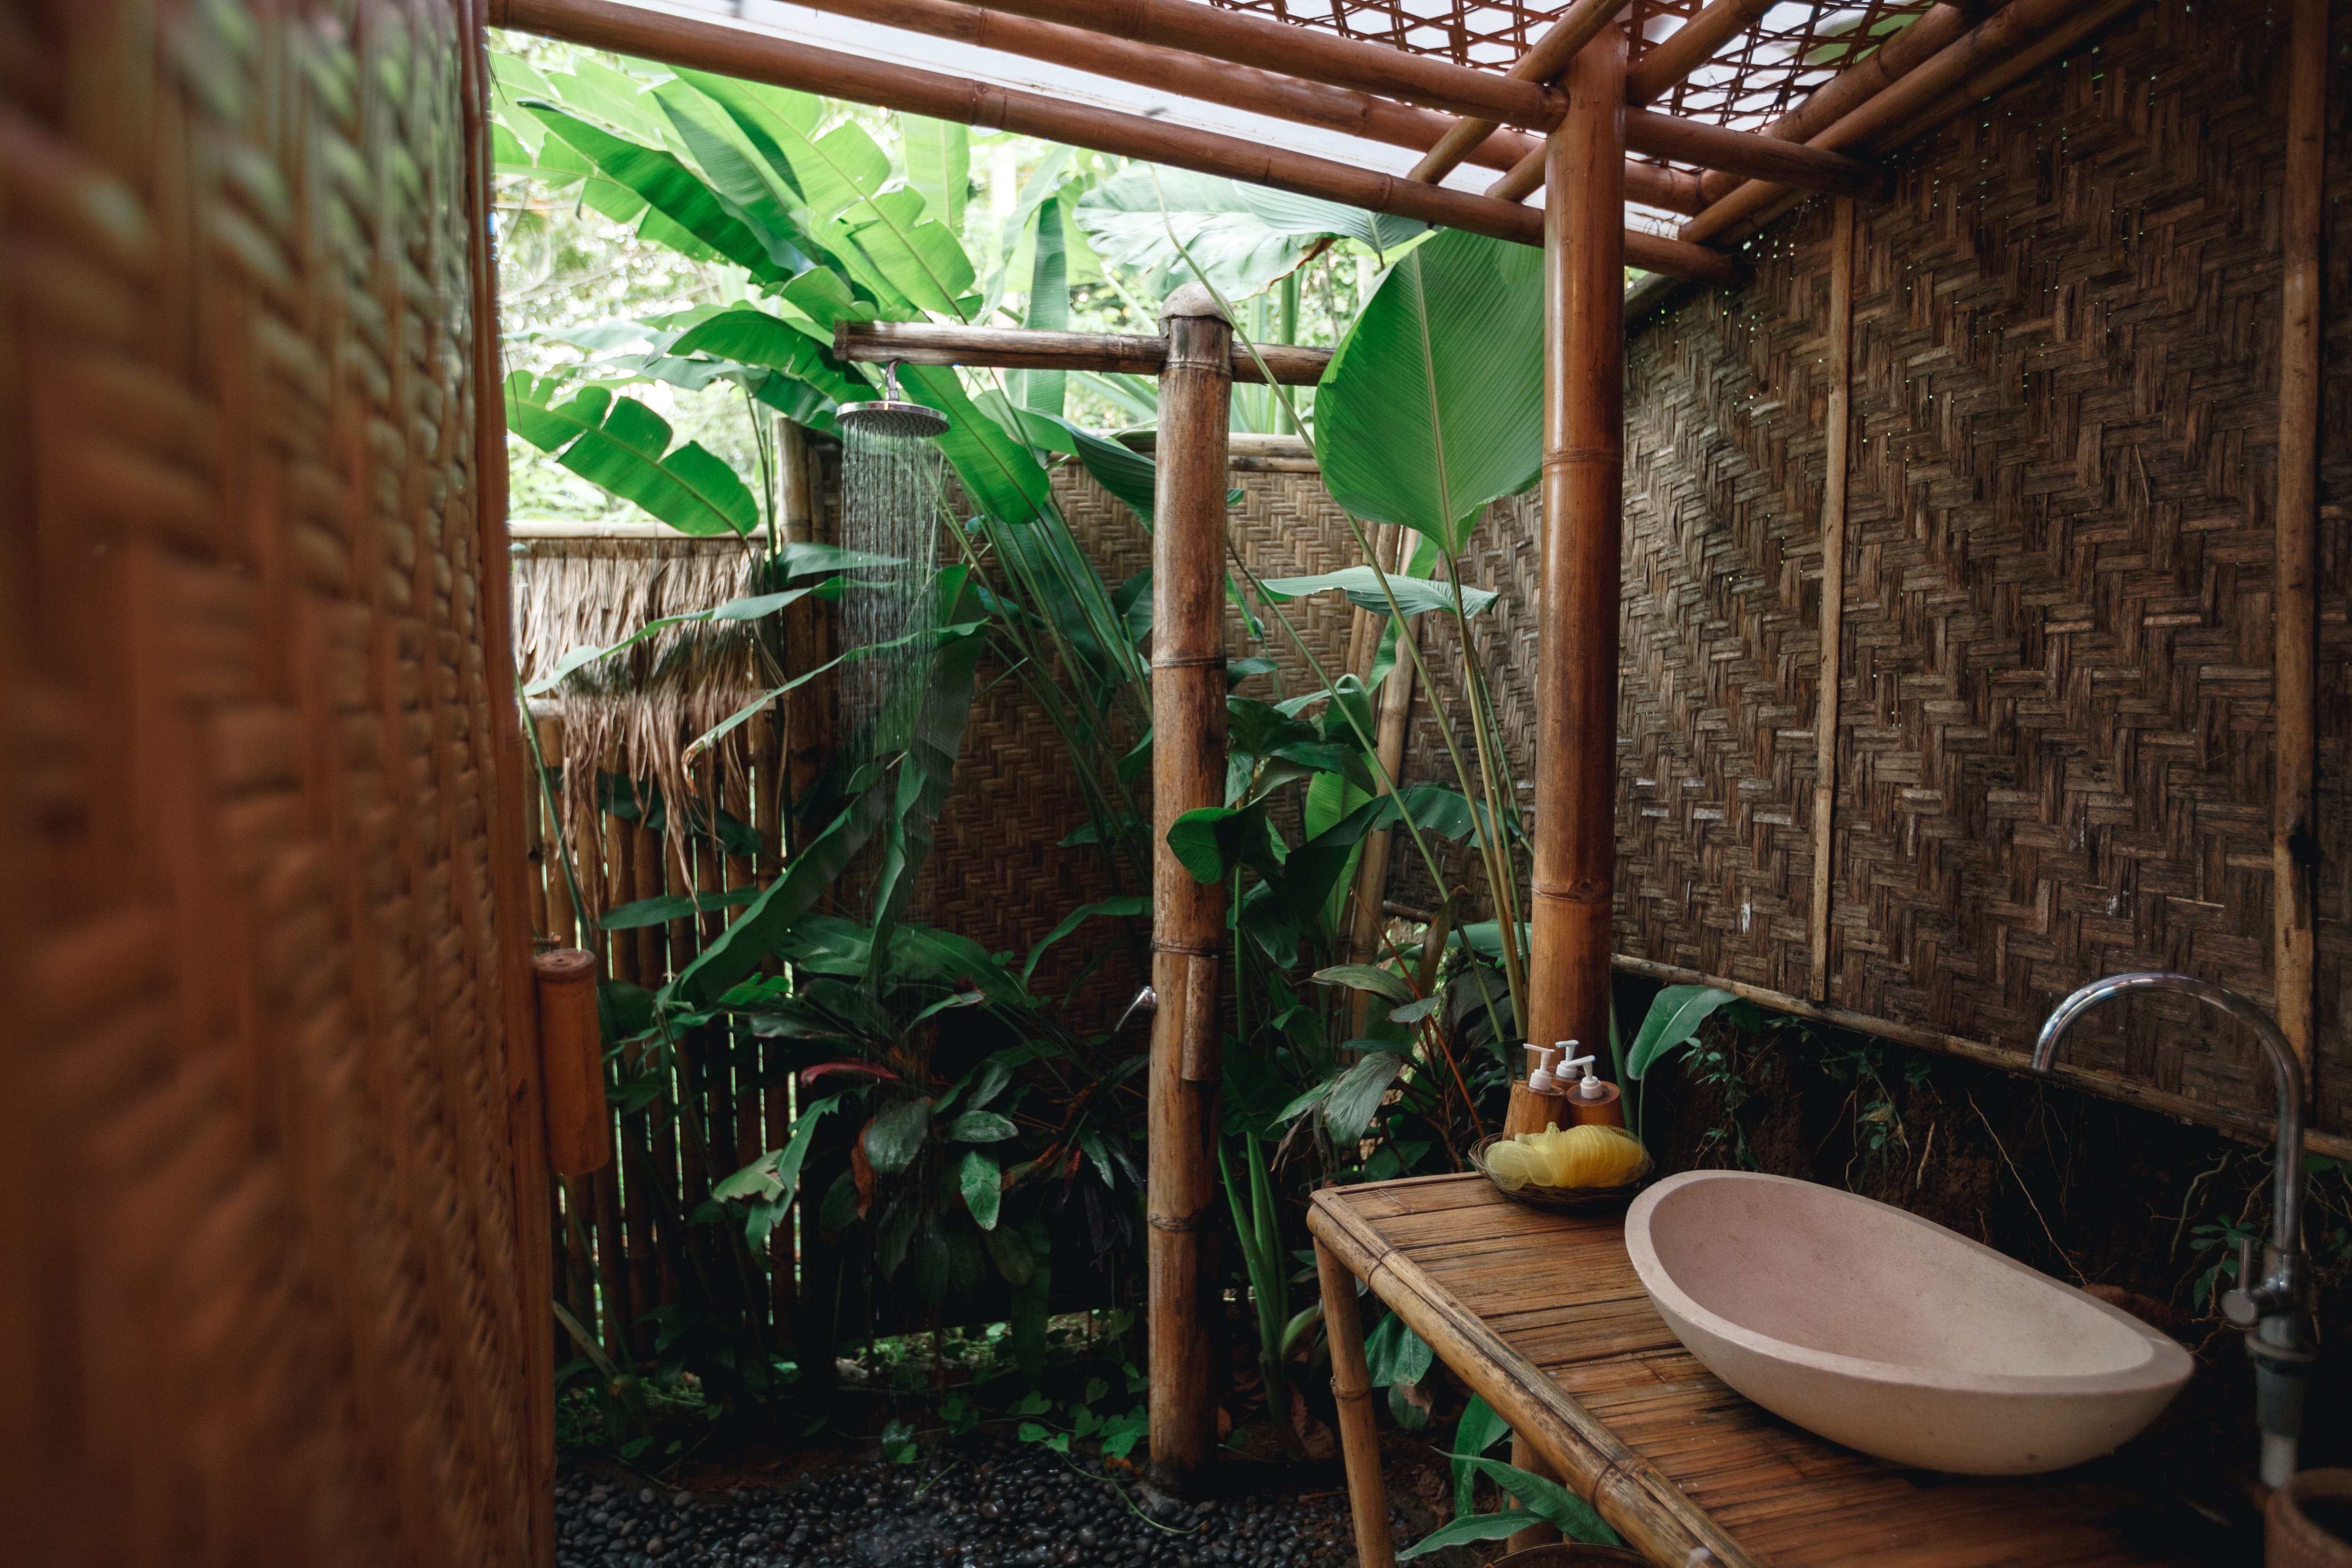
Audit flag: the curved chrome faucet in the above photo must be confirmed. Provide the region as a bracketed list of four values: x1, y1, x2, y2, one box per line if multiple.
[2033, 971, 2313, 1487]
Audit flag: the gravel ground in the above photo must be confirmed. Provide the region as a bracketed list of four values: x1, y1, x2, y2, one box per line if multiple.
[555, 1440, 1404, 1568]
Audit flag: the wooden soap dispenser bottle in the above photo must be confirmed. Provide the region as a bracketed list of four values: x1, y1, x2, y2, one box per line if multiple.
[1502, 1043, 1569, 1135]
[1555, 1040, 1626, 1128]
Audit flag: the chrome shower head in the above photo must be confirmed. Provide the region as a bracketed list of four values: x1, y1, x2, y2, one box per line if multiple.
[837, 362, 949, 440]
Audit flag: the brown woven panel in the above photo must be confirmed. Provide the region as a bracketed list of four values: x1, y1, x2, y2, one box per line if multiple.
[1406, 0, 2352, 1141]
[914, 460, 1365, 1026]
[0, 3, 547, 1565]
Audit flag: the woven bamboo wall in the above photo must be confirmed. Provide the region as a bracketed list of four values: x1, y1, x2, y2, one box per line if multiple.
[0, 3, 549, 1565]
[1398, 0, 2352, 1146]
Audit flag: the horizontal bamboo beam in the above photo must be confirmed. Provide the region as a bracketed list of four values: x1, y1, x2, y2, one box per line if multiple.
[491, 0, 1741, 281]
[1625, 0, 1773, 107]
[1493, 110, 1885, 205]
[1409, 0, 1631, 182]
[960, 0, 1559, 127]
[1628, 109, 1885, 198]
[834, 319, 1332, 384]
[788, 0, 1537, 175]
[1683, 0, 2134, 243]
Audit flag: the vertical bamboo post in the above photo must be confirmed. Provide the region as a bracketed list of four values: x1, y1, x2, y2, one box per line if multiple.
[1808, 198, 1855, 1004]
[1146, 282, 1233, 1490]
[1518, 21, 1628, 1548]
[2275, 0, 2326, 1075]
[535, 948, 612, 1175]
[1528, 21, 1628, 1088]
[1315, 1240, 1396, 1568]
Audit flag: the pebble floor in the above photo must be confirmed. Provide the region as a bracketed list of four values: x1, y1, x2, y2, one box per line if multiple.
[555, 1441, 1405, 1568]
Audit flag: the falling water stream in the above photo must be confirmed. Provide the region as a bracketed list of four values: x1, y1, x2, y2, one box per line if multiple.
[839, 425, 947, 752]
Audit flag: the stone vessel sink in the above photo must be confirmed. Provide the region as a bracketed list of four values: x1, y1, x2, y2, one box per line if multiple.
[1624, 1171, 2192, 1475]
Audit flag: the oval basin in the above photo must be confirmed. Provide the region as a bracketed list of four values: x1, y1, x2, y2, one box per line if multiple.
[1625, 1171, 2192, 1474]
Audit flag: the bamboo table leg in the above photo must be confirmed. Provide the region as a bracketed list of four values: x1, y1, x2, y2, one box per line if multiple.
[1315, 1238, 1396, 1568]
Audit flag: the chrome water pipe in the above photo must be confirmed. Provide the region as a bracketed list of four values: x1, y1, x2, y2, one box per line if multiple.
[2033, 971, 2314, 1487]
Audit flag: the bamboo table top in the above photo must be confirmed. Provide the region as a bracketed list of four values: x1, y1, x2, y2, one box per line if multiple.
[1306, 1173, 2203, 1568]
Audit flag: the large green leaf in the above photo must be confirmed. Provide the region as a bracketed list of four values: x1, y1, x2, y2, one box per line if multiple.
[1625, 984, 1739, 1080]
[1075, 167, 1322, 299]
[667, 307, 874, 407]
[505, 372, 759, 538]
[1015, 196, 1069, 416]
[1259, 565, 1497, 619]
[902, 114, 969, 235]
[526, 103, 792, 286]
[1447, 1456, 1621, 1546]
[1013, 408, 1157, 521]
[1314, 227, 1544, 552]
[678, 71, 974, 317]
[668, 778, 895, 1005]
[649, 80, 819, 273]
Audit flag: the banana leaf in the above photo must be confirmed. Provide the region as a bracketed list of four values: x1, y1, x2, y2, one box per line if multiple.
[1313, 227, 1544, 552]
[504, 372, 758, 537]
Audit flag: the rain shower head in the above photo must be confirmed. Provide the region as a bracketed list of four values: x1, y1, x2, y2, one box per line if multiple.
[838, 362, 949, 440]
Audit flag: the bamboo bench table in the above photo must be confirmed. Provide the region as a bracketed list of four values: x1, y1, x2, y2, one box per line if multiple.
[1306, 1173, 2204, 1568]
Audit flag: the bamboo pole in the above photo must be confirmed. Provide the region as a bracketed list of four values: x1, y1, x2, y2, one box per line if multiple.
[1808, 199, 1854, 1005]
[490, 0, 1738, 281]
[1527, 28, 1626, 1107]
[1625, 0, 1773, 106]
[1145, 282, 1233, 1490]
[2275, 0, 2326, 1075]
[1488, 109, 1881, 206]
[1682, 0, 2139, 244]
[1516, 30, 1626, 1548]
[1314, 1239, 1396, 1568]
[835, 320, 1331, 384]
[1408, 0, 1632, 182]
[536, 949, 613, 1175]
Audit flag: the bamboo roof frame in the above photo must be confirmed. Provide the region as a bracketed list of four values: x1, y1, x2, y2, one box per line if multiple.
[488, 1, 2122, 282]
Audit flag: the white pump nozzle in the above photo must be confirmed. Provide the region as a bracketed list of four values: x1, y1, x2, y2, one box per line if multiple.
[1525, 1043, 1563, 1092]
[1556, 1041, 1606, 1099]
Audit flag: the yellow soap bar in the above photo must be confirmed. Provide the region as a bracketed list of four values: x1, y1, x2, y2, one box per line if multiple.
[1486, 1123, 1650, 1191]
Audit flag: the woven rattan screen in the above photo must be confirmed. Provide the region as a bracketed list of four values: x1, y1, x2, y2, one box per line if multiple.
[1395, 0, 2352, 1146]
[0, 2, 550, 1564]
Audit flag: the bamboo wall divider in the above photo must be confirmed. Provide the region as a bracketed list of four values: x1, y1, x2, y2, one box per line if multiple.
[2274, 0, 2327, 1075]
[1807, 197, 1854, 1004]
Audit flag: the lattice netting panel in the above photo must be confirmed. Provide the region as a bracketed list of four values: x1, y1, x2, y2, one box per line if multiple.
[1401, 0, 2352, 1141]
[0, 2, 548, 1564]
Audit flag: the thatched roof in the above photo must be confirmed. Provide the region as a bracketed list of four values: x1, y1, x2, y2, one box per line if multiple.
[510, 524, 778, 909]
